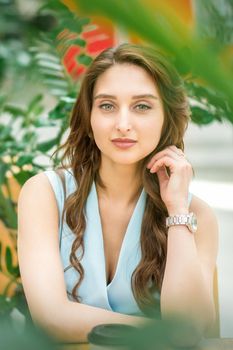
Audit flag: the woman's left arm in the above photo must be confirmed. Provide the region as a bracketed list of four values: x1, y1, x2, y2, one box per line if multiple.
[147, 145, 219, 337]
[160, 196, 218, 335]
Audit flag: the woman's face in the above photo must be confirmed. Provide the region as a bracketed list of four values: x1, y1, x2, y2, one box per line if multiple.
[90, 63, 165, 167]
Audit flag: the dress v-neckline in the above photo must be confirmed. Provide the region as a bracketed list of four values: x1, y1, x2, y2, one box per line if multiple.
[93, 181, 145, 290]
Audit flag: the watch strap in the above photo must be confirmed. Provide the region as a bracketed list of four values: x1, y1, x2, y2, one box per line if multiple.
[166, 212, 197, 233]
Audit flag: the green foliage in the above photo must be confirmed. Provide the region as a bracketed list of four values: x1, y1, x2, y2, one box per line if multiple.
[88, 316, 204, 349]
[0, 0, 92, 321]
[0, 316, 57, 350]
[0, 287, 27, 318]
[5, 246, 20, 277]
[0, 0, 92, 196]
[125, 317, 202, 349]
[0, 311, 203, 350]
[74, 0, 233, 125]
[186, 81, 232, 125]
[194, 0, 233, 45]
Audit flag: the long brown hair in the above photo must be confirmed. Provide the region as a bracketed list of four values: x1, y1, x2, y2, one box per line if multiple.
[52, 43, 190, 317]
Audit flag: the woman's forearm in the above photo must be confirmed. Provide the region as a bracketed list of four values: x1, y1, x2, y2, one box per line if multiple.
[35, 300, 150, 343]
[160, 225, 215, 333]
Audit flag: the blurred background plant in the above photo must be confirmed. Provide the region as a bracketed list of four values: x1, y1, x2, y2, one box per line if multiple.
[74, 0, 233, 124]
[0, 0, 92, 324]
[0, 312, 204, 350]
[0, 0, 232, 335]
[0, 316, 58, 350]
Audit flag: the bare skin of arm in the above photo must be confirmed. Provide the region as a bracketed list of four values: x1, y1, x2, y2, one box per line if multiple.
[17, 173, 149, 343]
[160, 195, 219, 343]
[146, 145, 219, 346]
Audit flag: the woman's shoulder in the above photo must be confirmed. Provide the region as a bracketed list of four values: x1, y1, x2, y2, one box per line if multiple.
[19, 168, 68, 202]
[19, 167, 77, 204]
[19, 171, 52, 194]
[18, 171, 60, 230]
[18, 172, 58, 214]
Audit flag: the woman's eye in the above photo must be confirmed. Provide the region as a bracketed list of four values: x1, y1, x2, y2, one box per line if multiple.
[98, 103, 151, 112]
[99, 103, 114, 111]
[135, 104, 151, 111]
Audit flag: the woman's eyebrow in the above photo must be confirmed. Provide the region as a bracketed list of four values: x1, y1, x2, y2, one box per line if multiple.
[94, 93, 158, 100]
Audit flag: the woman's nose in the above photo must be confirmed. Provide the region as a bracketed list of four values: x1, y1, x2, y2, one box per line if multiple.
[115, 112, 132, 132]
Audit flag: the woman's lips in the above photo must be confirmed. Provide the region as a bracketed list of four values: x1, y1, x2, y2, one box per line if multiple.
[111, 140, 137, 149]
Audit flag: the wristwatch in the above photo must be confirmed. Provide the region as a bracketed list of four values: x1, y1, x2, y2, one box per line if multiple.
[166, 212, 198, 233]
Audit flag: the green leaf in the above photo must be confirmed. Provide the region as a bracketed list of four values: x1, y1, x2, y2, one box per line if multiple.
[36, 59, 63, 71]
[77, 17, 90, 26]
[48, 100, 72, 119]
[33, 119, 57, 127]
[77, 53, 93, 66]
[57, 34, 86, 49]
[39, 0, 72, 12]
[9, 288, 30, 317]
[21, 131, 37, 143]
[33, 52, 60, 63]
[60, 96, 76, 103]
[27, 94, 43, 115]
[191, 106, 215, 125]
[15, 154, 34, 167]
[5, 246, 13, 274]
[5, 246, 20, 277]
[49, 88, 69, 96]
[30, 105, 45, 118]
[0, 163, 10, 184]
[13, 170, 35, 187]
[43, 78, 68, 88]
[0, 295, 15, 316]
[74, 38, 86, 47]
[39, 68, 65, 78]
[0, 125, 12, 141]
[37, 137, 59, 152]
[0, 94, 6, 109]
[4, 105, 26, 117]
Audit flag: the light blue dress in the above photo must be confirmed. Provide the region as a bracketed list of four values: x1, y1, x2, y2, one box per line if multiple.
[44, 168, 193, 317]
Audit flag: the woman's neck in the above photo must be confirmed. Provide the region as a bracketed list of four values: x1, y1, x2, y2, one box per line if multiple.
[96, 160, 143, 207]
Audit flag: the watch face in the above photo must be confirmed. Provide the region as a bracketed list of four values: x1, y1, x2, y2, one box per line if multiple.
[191, 213, 198, 232]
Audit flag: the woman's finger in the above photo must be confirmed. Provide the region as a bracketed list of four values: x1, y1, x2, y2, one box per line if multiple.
[149, 156, 179, 173]
[150, 155, 190, 174]
[147, 147, 184, 169]
[169, 145, 185, 157]
[156, 165, 169, 183]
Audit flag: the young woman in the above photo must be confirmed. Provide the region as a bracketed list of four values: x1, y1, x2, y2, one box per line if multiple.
[17, 43, 218, 343]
